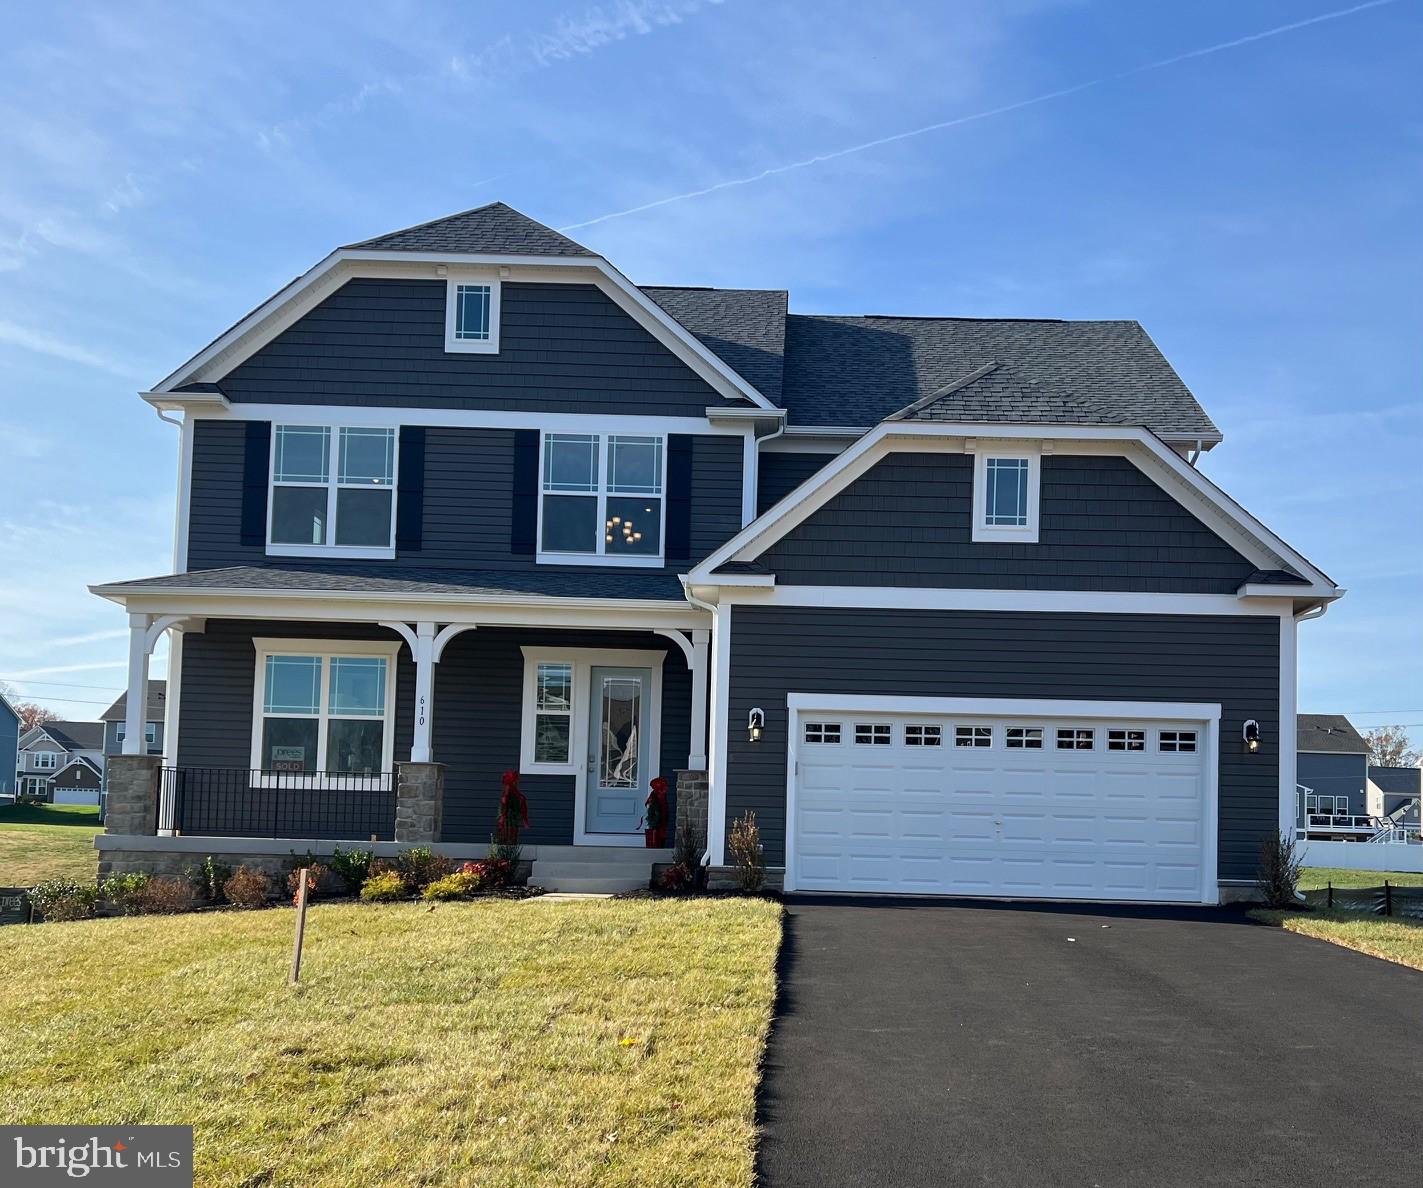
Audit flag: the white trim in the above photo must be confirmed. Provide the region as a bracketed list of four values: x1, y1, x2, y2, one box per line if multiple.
[267, 423, 398, 560]
[149, 252, 778, 410]
[536, 430, 666, 567]
[706, 600, 732, 865]
[782, 693, 1220, 904]
[443, 271, 501, 354]
[1280, 612, 1299, 841]
[741, 429, 758, 527]
[517, 645, 667, 844]
[760, 435, 852, 455]
[687, 422, 1340, 596]
[971, 445, 1041, 543]
[31, 750, 59, 770]
[249, 637, 400, 784]
[173, 413, 194, 571]
[692, 584, 1294, 617]
[187, 402, 750, 437]
[51, 755, 102, 782]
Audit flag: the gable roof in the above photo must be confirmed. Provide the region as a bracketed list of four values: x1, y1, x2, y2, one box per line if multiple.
[1370, 766, 1421, 797]
[101, 681, 167, 724]
[346, 201, 594, 257]
[642, 287, 788, 403]
[52, 755, 102, 784]
[779, 315, 1218, 437]
[26, 721, 105, 752]
[1298, 714, 1368, 754]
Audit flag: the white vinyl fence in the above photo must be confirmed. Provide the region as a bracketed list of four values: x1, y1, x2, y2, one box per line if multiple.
[1297, 839, 1423, 873]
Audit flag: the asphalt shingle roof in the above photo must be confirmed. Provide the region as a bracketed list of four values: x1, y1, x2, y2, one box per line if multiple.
[781, 315, 1218, 435]
[99, 566, 687, 603]
[36, 721, 105, 752]
[642, 286, 788, 403]
[1298, 714, 1368, 755]
[1369, 766, 1421, 797]
[347, 201, 594, 257]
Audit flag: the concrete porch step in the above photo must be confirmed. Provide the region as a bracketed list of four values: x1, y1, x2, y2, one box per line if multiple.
[536, 874, 651, 894]
[530, 846, 669, 892]
[532, 845, 672, 864]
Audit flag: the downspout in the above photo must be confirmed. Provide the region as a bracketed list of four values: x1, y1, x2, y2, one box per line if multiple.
[1187, 439, 1204, 467]
[1296, 602, 1329, 622]
[153, 405, 182, 429]
[681, 580, 719, 870]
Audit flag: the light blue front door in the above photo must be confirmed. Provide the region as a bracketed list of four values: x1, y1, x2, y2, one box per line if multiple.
[586, 666, 651, 834]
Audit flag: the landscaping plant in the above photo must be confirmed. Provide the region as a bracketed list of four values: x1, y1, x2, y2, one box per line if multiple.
[99, 872, 151, 915]
[726, 811, 767, 894]
[135, 876, 202, 915]
[360, 870, 408, 902]
[328, 846, 373, 891]
[396, 847, 452, 891]
[422, 869, 484, 901]
[186, 856, 232, 903]
[1256, 832, 1305, 909]
[222, 867, 272, 910]
[31, 878, 98, 922]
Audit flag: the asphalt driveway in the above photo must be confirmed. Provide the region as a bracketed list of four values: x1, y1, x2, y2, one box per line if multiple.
[757, 897, 1423, 1188]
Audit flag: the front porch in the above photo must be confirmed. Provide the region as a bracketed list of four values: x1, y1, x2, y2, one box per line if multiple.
[94, 580, 715, 889]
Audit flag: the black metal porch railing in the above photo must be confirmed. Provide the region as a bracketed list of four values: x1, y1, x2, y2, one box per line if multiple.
[160, 767, 396, 841]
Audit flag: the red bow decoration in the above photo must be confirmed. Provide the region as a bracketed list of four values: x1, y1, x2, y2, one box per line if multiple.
[643, 776, 670, 847]
[497, 768, 529, 845]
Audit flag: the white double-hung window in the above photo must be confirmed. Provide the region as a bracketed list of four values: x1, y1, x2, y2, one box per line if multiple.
[972, 445, 1041, 543]
[269, 425, 397, 558]
[250, 639, 398, 780]
[538, 432, 664, 565]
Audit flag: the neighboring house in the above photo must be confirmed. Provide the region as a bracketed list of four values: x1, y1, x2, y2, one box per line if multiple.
[90, 201, 1342, 902]
[0, 693, 18, 798]
[101, 681, 167, 760]
[16, 721, 106, 804]
[1367, 765, 1422, 835]
[50, 756, 104, 805]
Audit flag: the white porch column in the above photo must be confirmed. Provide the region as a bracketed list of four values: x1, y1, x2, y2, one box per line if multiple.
[122, 612, 151, 756]
[411, 621, 436, 764]
[689, 628, 710, 770]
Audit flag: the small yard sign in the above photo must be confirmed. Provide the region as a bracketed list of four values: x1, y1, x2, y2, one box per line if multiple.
[0, 888, 33, 926]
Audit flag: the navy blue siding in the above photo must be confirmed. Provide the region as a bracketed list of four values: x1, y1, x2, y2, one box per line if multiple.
[186, 420, 741, 574]
[757, 451, 835, 516]
[174, 621, 689, 847]
[0, 704, 19, 794]
[1296, 751, 1369, 821]
[725, 607, 1280, 883]
[219, 279, 739, 415]
[760, 453, 1258, 593]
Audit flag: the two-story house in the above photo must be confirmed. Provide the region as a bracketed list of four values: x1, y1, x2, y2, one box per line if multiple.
[91, 202, 1341, 901]
[17, 721, 105, 804]
[0, 694, 18, 799]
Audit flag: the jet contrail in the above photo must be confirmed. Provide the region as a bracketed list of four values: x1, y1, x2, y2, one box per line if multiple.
[560, 0, 1399, 232]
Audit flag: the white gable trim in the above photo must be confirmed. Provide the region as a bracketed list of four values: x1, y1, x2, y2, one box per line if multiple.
[149, 251, 778, 411]
[52, 755, 102, 782]
[686, 421, 1340, 597]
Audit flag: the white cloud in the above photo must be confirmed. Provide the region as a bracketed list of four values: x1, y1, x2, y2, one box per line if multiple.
[0, 319, 145, 379]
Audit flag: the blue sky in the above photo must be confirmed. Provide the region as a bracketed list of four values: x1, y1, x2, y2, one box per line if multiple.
[0, 0, 1419, 733]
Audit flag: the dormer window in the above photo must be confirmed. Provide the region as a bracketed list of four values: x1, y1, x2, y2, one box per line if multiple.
[972, 446, 1040, 543]
[443, 273, 501, 354]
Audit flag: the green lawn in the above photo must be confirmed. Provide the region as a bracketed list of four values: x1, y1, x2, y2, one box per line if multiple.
[1299, 866, 1423, 890]
[1252, 909, 1423, 972]
[0, 803, 101, 886]
[0, 896, 782, 1187]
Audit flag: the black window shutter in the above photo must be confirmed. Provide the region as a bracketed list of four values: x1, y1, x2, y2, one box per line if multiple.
[666, 434, 694, 562]
[395, 426, 426, 552]
[511, 429, 539, 555]
[239, 421, 272, 548]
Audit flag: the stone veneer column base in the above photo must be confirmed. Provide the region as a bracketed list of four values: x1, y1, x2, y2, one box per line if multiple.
[673, 770, 708, 854]
[395, 762, 445, 844]
[104, 755, 162, 837]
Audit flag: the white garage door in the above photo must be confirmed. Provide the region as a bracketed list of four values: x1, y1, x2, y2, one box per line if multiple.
[790, 704, 1215, 904]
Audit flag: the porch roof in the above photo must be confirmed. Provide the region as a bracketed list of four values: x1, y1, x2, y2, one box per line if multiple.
[93, 565, 690, 603]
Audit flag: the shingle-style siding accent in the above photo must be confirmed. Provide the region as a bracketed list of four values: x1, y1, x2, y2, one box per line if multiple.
[756, 451, 835, 516]
[217, 278, 741, 415]
[759, 452, 1257, 593]
[187, 420, 741, 575]
[431, 628, 690, 846]
[725, 606, 1280, 883]
[173, 622, 690, 848]
[1296, 751, 1369, 821]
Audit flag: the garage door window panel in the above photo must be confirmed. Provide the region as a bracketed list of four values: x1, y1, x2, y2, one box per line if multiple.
[1108, 729, 1146, 752]
[1159, 730, 1198, 753]
[804, 722, 842, 745]
[955, 726, 993, 748]
[905, 724, 942, 747]
[1057, 728, 1095, 750]
[854, 723, 892, 745]
[1006, 727, 1043, 749]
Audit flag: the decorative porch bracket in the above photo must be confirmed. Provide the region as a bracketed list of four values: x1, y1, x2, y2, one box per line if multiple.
[380, 621, 479, 764]
[654, 628, 711, 770]
[122, 612, 205, 756]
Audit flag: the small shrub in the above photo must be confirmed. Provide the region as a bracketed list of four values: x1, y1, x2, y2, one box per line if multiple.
[396, 847, 453, 891]
[32, 879, 98, 922]
[422, 870, 484, 901]
[360, 871, 408, 902]
[670, 819, 704, 892]
[135, 876, 202, 915]
[99, 872, 151, 915]
[329, 846, 373, 891]
[285, 863, 337, 902]
[469, 856, 513, 887]
[1256, 832, 1304, 909]
[222, 867, 272, 910]
[727, 811, 766, 894]
[658, 862, 695, 893]
[186, 857, 233, 903]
